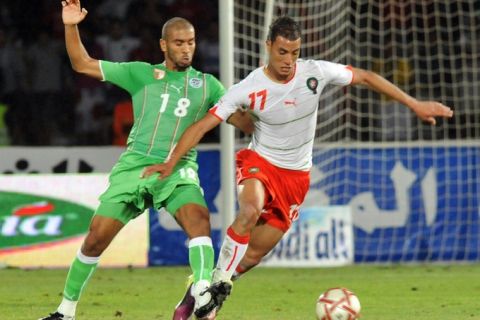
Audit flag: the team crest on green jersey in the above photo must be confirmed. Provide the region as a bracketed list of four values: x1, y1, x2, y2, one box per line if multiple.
[154, 68, 165, 80]
[189, 78, 203, 88]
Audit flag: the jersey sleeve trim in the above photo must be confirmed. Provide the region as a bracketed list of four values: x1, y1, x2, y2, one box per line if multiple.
[346, 65, 354, 85]
[208, 106, 224, 121]
[99, 60, 106, 82]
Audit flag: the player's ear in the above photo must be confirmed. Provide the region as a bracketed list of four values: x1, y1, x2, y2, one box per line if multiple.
[160, 39, 167, 52]
[265, 40, 272, 54]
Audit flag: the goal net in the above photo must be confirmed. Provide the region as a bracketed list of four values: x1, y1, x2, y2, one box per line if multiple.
[232, 0, 480, 263]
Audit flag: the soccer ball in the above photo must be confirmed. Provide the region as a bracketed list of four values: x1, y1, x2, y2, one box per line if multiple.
[316, 287, 361, 320]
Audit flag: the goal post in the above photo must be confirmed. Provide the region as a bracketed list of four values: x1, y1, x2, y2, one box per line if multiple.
[219, 0, 236, 240]
[221, 0, 480, 263]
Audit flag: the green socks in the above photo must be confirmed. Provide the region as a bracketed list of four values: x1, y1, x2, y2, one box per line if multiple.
[63, 250, 99, 301]
[188, 236, 214, 283]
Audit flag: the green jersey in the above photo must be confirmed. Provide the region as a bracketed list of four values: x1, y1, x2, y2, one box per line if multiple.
[100, 61, 225, 161]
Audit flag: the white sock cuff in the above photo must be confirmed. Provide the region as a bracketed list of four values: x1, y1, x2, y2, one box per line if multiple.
[77, 250, 100, 264]
[189, 236, 213, 248]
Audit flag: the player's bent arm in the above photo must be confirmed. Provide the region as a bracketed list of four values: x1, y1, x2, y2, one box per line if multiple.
[168, 113, 222, 166]
[64, 25, 102, 80]
[349, 67, 453, 125]
[350, 67, 416, 109]
[62, 1, 102, 80]
[226, 110, 255, 135]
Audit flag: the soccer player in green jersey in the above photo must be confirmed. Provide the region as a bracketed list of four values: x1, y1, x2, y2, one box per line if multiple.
[40, 1, 253, 320]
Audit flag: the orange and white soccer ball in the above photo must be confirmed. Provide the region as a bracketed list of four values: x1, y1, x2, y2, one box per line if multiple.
[316, 287, 361, 320]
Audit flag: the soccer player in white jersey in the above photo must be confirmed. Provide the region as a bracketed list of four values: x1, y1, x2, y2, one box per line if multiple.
[143, 16, 453, 315]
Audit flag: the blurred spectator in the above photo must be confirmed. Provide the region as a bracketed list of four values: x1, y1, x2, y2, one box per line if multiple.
[126, 0, 168, 35]
[96, 0, 137, 20]
[0, 102, 9, 145]
[196, 21, 220, 78]
[0, 27, 28, 145]
[96, 18, 140, 62]
[74, 87, 110, 145]
[24, 30, 66, 145]
[112, 100, 133, 146]
[129, 29, 162, 63]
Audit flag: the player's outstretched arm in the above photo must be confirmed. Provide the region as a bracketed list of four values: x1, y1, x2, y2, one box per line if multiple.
[142, 113, 222, 179]
[62, 0, 102, 80]
[350, 67, 453, 125]
[227, 110, 255, 135]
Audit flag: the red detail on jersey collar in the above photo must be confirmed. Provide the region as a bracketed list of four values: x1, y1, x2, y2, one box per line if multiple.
[283, 63, 297, 84]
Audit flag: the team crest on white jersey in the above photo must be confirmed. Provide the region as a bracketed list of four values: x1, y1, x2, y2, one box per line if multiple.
[153, 68, 165, 80]
[307, 77, 318, 94]
[189, 78, 203, 88]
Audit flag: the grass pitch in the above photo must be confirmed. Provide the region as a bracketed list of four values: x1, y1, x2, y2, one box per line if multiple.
[2, 264, 480, 319]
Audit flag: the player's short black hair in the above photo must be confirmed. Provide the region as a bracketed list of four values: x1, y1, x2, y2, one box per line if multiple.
[267, 16, 301, 42]
[161, 17, 194, 40]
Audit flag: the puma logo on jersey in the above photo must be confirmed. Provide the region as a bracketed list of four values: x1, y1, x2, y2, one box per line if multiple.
[170, 84, 182, 93]
[284, 99, 297, 107]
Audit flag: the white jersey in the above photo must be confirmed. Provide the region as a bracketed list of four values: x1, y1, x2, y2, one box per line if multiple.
[209, 59, 353, 170]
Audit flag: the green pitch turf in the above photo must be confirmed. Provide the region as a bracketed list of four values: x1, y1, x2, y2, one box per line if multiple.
[2, 264, 480, 319]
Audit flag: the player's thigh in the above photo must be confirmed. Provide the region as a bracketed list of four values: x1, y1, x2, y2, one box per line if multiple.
[175, 203, 210, 238]
[238, 178, 266, 212]
[164, 184, 210, 238]
[82, 213, 125, 254]
[246, 221, 285, 260]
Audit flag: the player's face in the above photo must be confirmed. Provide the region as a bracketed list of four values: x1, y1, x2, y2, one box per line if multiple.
[160, 28, 196, 71]
[266, 36, 301, 81]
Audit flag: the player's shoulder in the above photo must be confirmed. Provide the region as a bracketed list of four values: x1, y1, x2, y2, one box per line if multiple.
[297, 59, 346, 78]
[236, 66, 263, 86]
[188, 67, 219, 82]
[127, 61, 155, 69]
[296, 58, 329, 70]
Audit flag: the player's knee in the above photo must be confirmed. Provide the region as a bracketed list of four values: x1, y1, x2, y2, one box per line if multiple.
[192, 209, 210, 230]
[181, 207, 211, 238]
[237, 204, 261, 230]
[82, 231, 108, 256]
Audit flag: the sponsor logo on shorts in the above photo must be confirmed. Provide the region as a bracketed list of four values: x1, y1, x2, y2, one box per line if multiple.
[248, 167, 260, 174]
[189, 78, 203, 88]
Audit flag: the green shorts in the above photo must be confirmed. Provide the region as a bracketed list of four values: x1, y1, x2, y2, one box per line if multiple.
[95, 151, 207, 224]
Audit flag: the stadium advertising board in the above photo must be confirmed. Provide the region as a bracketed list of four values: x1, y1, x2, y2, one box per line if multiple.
[148, 151, 354, 267]
[150, 145, 479, 265]
[0, 175, 147, 268]
[261, 206, 354, 267]
[0, 147, 122, 174]
[312, 145, 480, 262]
[1, 145, 477, 265]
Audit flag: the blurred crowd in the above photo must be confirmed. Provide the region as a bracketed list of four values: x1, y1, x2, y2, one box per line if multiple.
[0, 0, 220, 146]
[1, 1, 478, 146]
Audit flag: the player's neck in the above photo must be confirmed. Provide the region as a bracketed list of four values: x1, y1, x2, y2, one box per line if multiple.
[162, 60, 189, 72]
[263, 65, 295, 83]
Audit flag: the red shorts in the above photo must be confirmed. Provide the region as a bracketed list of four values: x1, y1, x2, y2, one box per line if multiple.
[236, 149, 310, 232]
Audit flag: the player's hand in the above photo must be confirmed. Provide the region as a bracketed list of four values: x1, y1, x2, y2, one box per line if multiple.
[410, 100, 453, 125]
[62, 0, 88, 26]
[141, 163, 174, 180]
